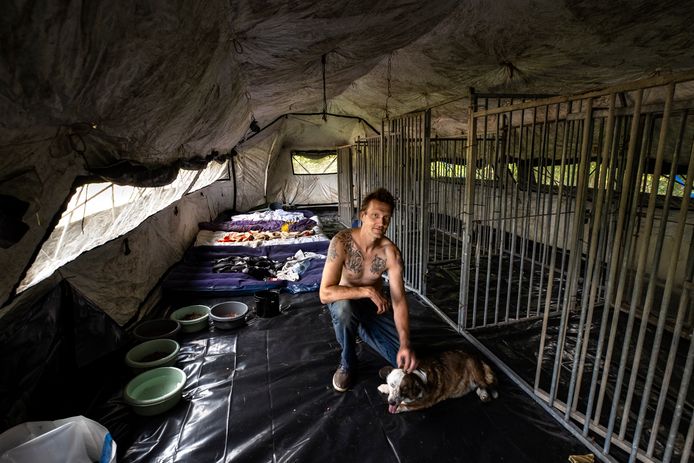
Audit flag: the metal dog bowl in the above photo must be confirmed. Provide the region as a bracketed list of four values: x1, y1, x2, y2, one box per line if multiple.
[210, 301, 248, 329]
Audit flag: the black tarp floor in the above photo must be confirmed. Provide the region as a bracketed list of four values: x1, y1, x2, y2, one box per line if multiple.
[0, 208, 594, 461]
[102, 290, 592, 462]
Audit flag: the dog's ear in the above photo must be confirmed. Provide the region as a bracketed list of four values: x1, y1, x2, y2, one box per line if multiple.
[378, 366, 394, 380]
[401, 374, 426, 399]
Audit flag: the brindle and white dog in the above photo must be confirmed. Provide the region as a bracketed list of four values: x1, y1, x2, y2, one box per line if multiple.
[378, 349, 498, 414]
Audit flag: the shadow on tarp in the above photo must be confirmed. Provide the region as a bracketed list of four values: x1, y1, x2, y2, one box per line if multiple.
[0, 281, 126, 434]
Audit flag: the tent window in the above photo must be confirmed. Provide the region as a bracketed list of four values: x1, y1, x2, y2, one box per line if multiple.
[508, 163, 519, 183]
[531, 161, 600, 188]
[431, 160, 464, 178]
[643, 173, 689, 197]
[533, 163, 690, 197]
[17, 160, 229, 294]
[431, 161, 495, 180]
[291, 150, 337, 175]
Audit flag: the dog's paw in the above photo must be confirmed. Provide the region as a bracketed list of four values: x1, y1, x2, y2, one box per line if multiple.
[395, 404, 409, 413]
[476, 388, 492, 402]
[377, 384, 390, 395]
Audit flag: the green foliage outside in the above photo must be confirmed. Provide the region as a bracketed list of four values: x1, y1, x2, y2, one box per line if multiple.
[430, 161, 494, 180]
[532, 162, 688, 197]
[291, 152, 338, 175]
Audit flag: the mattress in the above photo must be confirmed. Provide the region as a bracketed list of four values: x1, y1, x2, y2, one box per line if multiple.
[163, 209, 331, 295]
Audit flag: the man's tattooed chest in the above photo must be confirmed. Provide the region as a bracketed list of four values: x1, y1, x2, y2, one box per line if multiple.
[370, 256, 386, 274]
[344, 244, 364, 274]
[338, 232, 387, 276]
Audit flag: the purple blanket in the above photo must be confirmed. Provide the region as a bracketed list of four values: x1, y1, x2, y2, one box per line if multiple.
[163, 240, 329, 295]
[198, 218, 317, 233]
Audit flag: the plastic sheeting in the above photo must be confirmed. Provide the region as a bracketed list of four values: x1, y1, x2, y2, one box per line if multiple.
[19, 161, 228, 295]
[235, 115, 368, 209]
[4, 0, 694, 316]
[88, 291, 588, 462]
[0, 270, 591, 461]
[0, 281, 126, 433]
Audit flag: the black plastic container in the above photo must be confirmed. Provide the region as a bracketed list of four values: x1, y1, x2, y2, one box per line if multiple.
[254, 291, 280, 318]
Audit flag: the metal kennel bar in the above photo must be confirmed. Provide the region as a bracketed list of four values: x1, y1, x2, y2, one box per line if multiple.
[343, 71, 694, 463]
[352, 136, 381, 212]
[336, 145, 354, 227]
[468, 72, 694, 463]
[388, 111, 430, 293]
[457, 100, 576, 331]
[349, 112, 431, 293]
[429, 137, 467, 264]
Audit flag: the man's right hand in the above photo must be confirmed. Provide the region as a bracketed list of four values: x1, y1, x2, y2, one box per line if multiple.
[397, 345, 418, 373]
[365, 286, 389, 314]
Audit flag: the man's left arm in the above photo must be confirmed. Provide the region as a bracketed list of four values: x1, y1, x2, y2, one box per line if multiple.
[386, 246, 417, 373]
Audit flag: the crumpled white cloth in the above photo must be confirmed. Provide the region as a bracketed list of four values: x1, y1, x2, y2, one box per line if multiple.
[276, 250, 326, 281]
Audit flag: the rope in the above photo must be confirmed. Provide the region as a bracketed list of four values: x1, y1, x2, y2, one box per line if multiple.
[384, 54, 393, 119]
[322, 54, 328, 121]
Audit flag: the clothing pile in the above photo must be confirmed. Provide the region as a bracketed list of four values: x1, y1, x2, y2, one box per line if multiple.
[275, 250, 326, 281]
[212, 250, 326, 281]
[212, 255, 285, 280]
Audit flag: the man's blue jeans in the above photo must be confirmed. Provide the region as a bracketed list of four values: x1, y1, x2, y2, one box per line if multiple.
[328, 298, 400, 372]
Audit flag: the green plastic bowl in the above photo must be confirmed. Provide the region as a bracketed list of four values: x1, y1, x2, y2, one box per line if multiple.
[170, 305, 210, 333]
[124, 366, 187, 416]
[133, 318, 181, 341]
[125, 338, 180, 371]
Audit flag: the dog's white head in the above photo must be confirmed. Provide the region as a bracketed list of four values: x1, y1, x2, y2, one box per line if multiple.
[378, 367, 427, 414]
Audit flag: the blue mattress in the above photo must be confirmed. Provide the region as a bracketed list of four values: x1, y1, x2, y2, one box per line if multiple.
[163, 240, 330, 295]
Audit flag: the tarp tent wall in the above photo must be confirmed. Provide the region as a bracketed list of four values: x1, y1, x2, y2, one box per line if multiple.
[265, 115, 372, 206]
[0, 142, 89, 308]
[4, 0, 694, 314]
[0, 179, 231, 325]
[233, 114, 372, 209]
[3, 2, 694, 460]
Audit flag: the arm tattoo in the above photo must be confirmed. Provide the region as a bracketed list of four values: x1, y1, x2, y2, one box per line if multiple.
[327, 239, 338, 261]
[370, 256, 387, 275]
[337, 230, 363, 274]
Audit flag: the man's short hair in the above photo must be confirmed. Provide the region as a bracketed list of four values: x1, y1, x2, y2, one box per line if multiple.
[360, 188, 395, 214]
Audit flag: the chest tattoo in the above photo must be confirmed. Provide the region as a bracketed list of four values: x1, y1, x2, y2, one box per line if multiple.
[370, 256, 387, 275]
[338, 231, 363, 274]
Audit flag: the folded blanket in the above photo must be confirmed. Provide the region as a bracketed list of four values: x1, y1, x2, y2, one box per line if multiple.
[198, 218, 317, 233]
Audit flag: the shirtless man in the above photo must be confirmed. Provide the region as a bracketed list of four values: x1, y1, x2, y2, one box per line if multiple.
[319, 188, 418, 392]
